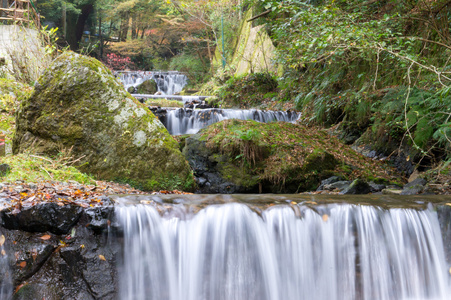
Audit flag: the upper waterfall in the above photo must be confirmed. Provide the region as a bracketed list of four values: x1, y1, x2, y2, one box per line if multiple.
[116, 71, 187, 95]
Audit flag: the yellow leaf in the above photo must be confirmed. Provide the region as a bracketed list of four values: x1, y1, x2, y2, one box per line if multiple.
[290, 201, 296, 205]
[0, 235, 5, 246]
[80, 244, 85, 249]
[322, 214, 329, 222]
[99, 255, 106, 261]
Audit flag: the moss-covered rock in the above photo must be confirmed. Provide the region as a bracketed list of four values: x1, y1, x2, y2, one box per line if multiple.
[184, 119, 400, 193]
[13, 52, 193, 191]
[136, 79, 158, 94]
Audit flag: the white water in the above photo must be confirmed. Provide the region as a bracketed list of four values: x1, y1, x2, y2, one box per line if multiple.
[117, 71, 187, 95]
[165, 108, 300, 135]
[0, 230, 12, 299]
[116, 203, 451, 300]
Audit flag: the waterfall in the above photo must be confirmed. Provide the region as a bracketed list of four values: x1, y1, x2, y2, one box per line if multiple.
[0, 231, 12, 299]
[165, 108, 301, 135]
[116, 202, 451, 300]
[116, 71, 187, 95]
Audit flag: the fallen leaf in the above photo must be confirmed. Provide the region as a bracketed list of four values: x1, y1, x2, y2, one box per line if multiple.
[80, 244, 85, 249]
[15, 283, 27, 294]
[99, 255, 106, 261]
[0, 235, 5, 246]
[290, 201, 296, 205]
[40, 234, 51, 240]
[19, 261, 26, 268]
[322, 214, 329, 222]
[1, 250, 5, 256]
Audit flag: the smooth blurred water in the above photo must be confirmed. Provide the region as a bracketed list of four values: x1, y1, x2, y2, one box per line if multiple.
[116, 202, 451, 300]
[117, 71, 187, 95]
[165, 108, 300, 135]
[0, 230, 12, 300]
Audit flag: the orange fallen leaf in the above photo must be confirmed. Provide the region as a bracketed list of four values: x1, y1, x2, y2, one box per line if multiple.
[40, 234, 51, 240]
[322, 214, 329, 222]
[19, 261, 26, 268]
[0, 235, 5, 246]
[99, 255, 106, 261]
[1, 250, 5, 256]
[15, 283, 27, 294]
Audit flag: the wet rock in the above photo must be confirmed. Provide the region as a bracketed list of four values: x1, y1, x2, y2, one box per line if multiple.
[316, 176, 342, 191]
[0, 164, 11, 177]
[341, 179, 371, 195]
[369, 182, 386, 193]
[324, 181, 351, 191]
[83, 205, 114, 234]
[1, 203, 119, 300]
[1, 203, 82, 234]
[400, 178, 427, 195]
[404, 177, 427, 189]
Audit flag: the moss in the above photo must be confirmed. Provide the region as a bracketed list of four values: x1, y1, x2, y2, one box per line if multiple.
[198, 119, 399, 192]
[14, 52, 193, 191]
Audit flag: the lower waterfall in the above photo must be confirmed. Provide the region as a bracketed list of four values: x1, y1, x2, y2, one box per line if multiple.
[115, 202, 451, 300]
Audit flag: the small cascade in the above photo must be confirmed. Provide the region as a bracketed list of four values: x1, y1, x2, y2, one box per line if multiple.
[116, 202, 451, 300]
[165, 108, 300, 135]
[0, 231, 12, 299]
[116, 71, 187, 95]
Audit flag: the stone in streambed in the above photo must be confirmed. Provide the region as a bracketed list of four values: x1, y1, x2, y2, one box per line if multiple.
[1, 202, 82, 234]
[13, 52, 193, 191]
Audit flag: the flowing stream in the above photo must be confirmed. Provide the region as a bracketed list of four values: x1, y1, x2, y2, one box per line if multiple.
[115, 196, 451, 300]
[116, 71, 187, 95]
[0, 229, 12, 299]
[164, 108, 300, 135]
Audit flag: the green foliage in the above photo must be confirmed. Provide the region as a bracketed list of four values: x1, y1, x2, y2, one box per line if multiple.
[217, 72, 278, 107]
[169, 52, 210, 86]
[1, 153, 96, 184]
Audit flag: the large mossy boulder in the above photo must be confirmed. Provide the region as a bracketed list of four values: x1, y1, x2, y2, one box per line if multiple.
[136, 79, 158, 94]
[184, 119, 399, 193]
[13, 52, 193, 191]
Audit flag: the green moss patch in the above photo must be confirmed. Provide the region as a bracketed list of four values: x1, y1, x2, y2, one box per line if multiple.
[202, 119, 399, 192]
[0, 153, 95, 185]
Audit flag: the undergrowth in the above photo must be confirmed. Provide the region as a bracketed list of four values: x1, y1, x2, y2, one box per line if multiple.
[0, 152, 96, 185]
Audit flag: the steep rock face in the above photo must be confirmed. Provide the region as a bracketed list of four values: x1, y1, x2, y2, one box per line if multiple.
[13, 52, 193, 191]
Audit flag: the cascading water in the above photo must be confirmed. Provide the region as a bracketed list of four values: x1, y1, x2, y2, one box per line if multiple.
[165, 108, 300, 135]
[0, 231, 12, 299]
[116, 71, 187, 95]
[116, 201, 451, 300]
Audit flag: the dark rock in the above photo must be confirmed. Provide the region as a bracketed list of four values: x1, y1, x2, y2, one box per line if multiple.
[400, 178, 427, 195]
[316, 176, 342, 191]
[369, 182, 386, 193]
[1, 204, 119, 300]
[341, 179, 371, 195]
[400, 185, 424, 195]
[126, 86, 136, 93]
[324, 181, 351, 191]
[183, 133, 252, 194]
[0, 164, 11, 177]
[13, 52, 193, 191]
[1, 203, 82, 234]
[404, 177, 427, 189]
[84, 206, 114, 234]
